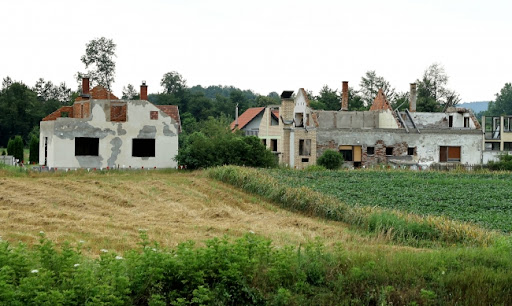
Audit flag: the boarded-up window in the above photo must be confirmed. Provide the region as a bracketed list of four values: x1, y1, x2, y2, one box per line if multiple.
[132, 139, 155, 157]
[150, 111, 158, 120]
[299, 139, 311, 156]
[440, 146, 461, 162]
[75, 137, 99, 156]
[111, 104, 127, 122]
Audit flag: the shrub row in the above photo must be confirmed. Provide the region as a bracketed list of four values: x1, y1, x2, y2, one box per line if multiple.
[1, 233, 511, 305]
[207, 166, 495, 246]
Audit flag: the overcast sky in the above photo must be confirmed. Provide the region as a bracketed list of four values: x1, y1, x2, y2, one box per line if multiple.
[1, 0, 511, 102]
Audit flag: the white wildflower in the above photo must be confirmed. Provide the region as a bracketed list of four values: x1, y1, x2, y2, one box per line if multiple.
[100, 249, 108, 253]
[249, 230, 255, 234]
[39, 231, 45, 235]
[31, 269, 39, 273]
[79, 240, 85, 244]
[115, 256, 123, 260]
[152, 248, 157, 252]
[74, 264, 80, 267]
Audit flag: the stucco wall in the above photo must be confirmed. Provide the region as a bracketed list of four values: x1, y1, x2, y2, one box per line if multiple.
[40, 100, 179, 169]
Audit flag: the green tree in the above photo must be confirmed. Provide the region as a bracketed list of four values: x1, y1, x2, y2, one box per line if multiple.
[316, 85, 340, 110]
[359, 71, 395, 106]
[317, 150, 343, 170]
[7, 136, 24, 162]
[0, 82, 41, 147]
[416, 63, 460, 112]
[486, 83, 512, 116]
[391, 92, 410, 111]
[77, 37, 117, 90]
[29, 135, 39, 164]
[122, 84, 139, 100]
[348, 87, 367, 111]
[161, 71, 187, 95]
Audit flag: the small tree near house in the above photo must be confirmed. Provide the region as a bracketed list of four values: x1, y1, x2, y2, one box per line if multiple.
[29, 135, 39, 164]
[317, 149, 344, 170]
[7, 136, 24, 163]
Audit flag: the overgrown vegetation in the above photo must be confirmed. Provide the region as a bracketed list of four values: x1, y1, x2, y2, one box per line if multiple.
[488, 153, 512, 171]
[1, 232, 510, 305]
[7, 135, 24, 162]
[208, 166, 495, 246]
[316, 149, 343, 170]
[176, 116, 277, 169]
[265, 168, 512, 232]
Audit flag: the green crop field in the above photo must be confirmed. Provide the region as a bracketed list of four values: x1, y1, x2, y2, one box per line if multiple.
[265, 169, 512, 232]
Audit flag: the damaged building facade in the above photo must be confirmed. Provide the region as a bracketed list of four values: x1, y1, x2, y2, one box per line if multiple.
[314, 82, 483, 168]
[481, 115, 512, 163]
[39, 78, 180, 169]
[231, 88, 317, 169]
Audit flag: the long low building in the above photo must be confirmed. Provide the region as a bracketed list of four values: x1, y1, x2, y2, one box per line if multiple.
[233, 82, 483, 168]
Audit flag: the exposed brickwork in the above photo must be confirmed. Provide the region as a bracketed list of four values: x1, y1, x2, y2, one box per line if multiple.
[141, 84, 148, 101]
[111, 104, 127, 122]
[341, 81, 348, 110]
[156, 105, 181, 132]
[363, 140, 413, 166]
[42, 106, 74, 121]
[75, 86, 119, 102]
[369, 89, 393, 111]
[150, 111, 158, 120]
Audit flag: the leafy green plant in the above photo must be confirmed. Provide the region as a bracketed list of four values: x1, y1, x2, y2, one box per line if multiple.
[317, 150, 343, 170]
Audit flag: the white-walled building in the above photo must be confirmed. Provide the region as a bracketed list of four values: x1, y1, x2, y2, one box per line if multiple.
[39, 78, 180, 169]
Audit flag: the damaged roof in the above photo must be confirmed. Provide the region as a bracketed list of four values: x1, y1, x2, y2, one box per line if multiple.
[230, 107, 265, 130]
[156, 105, 182, 132]
[75, 86, 119, 101]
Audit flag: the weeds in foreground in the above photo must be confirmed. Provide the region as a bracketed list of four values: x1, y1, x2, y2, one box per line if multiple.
[0, 232, 510, 305]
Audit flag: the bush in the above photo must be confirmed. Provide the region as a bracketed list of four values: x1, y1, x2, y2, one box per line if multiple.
[488, 154, 512, 171]
[176, 133, 277, 169]
[7, 136, 24, 162]
[29, 135, 39, 164]
[317, 150, 343, 170]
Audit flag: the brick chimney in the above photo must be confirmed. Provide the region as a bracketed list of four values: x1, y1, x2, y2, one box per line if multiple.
[140, 81, 148, 100]
[341, 81, 349, 111]
[82, 77, 90, 98]
[409, 83, 417, 112]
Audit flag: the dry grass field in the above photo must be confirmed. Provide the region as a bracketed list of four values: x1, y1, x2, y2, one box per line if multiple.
[0, 169, 404, 255]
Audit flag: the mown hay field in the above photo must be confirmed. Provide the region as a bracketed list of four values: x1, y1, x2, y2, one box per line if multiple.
[265, 168, 512, 232]
[0, 169, 405, 255]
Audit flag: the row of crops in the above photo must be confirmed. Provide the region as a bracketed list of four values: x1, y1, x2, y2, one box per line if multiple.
[265, 169, 512, 232]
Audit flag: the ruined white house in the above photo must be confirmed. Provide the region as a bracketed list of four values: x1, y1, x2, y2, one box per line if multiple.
[231, 88, 317, 169]
[39, 78, 180, 169]
[314, 82, 483, 168]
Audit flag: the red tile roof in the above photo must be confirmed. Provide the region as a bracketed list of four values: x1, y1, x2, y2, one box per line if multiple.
[230, 107, 265, 130]
[156, 105, 181, 132]
[271, 109, 279, 119]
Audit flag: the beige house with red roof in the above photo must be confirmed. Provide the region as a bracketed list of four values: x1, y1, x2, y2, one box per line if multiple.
[231, 88, 317, 169]
[39, 78, 180, 169]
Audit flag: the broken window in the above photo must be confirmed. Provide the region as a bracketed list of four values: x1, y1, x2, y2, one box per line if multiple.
[299, 139, 311, 156]
[485, 142, 500, 151]
[440, 146, 461, 162]
[504, 142, 512, 151]
[464, 117, 470, 128]
[271, 139, 278, 152]
[111, 103, 127, 122]
[301, 158, 309, 163]
[339, 145, 353, 162]
[295, 113, 304, 127]
[504, 117, 512, 132]
[132, 139, 155, 157]
[367, 147, 375, 155]
[386, 147, 394, 156]
[150, 111, 158, 120]
[407, 147, 415, 156]
[75, 137, 99, 156]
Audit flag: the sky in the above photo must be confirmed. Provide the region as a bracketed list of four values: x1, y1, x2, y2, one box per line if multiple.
[1, 0, 511, 103]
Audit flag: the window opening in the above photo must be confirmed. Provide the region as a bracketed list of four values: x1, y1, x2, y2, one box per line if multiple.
[440, 146, 461, 162]
[367, 147, 375, 155]
[271, 139, 278, 152]
[407, 147, 414, 155]
[299, 139, 311, 156]
[132, 139, 155, 157]
[75, 137, 99, 156]
[386, 147, 394, 156]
